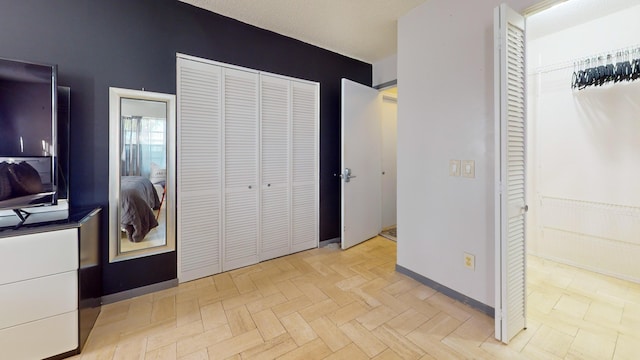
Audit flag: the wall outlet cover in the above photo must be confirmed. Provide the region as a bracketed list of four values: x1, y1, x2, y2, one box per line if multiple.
[449, 160, 461, 176]
[464, 252, 475, 270]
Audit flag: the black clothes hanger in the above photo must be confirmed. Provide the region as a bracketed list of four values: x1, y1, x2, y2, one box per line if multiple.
[572, 48, 640, 90]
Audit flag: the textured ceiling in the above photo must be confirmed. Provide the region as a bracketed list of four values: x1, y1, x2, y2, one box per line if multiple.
[179, 0, 427, 63]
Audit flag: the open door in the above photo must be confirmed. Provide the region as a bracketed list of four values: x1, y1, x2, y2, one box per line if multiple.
[494, 3, 527, 343]
[340, 79, 382, 249]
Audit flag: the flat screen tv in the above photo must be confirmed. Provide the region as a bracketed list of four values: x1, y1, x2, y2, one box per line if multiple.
[0, 57, 58, 218]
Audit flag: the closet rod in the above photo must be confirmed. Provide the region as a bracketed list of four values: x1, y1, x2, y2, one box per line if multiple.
[530, 44, 640, 76]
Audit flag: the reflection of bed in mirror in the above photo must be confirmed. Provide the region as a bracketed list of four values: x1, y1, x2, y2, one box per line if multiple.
[120, 176, 160, 242]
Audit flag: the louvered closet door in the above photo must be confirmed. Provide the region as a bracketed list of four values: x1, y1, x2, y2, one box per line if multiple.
[291, 81, 319, 252]
[177, 58, 222, 282]
[495, 3, 527, 344]
[260, 75, 291, 261]
[223, 68, 260, 271]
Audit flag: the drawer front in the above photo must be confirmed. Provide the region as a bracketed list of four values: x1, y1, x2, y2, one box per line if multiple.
[0, 311, 78, 359]
[0, 271, 77, 330]
[0, 228, 78, 285]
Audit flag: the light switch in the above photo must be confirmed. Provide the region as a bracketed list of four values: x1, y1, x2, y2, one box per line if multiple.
[449, 160, 460, 176]
[462, 160, 475, 178]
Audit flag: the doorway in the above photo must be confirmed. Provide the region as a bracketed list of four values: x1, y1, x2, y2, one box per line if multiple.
[379, 87, 398, 241]
[339, 80, 398, 249]
[504, 0, 640, 353]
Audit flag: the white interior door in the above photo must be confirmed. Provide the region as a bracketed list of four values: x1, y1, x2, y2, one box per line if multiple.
[291, 81, 319, 253]
[494, 3, 527, 344]
[222, 68, 259, 271]
[260, 74, 291, 261]
[341, 78, 382, 249]
[177, 58, 222, 283]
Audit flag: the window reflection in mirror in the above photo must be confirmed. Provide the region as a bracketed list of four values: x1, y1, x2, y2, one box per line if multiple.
[109, 88, 175, 262]
[119, 98, 167, 253]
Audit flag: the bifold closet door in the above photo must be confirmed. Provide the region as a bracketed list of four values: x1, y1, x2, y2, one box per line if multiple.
[177, 58, 222, 282]
[260, 75, 291, 261]
[222, 68, 260, 271]
[291, 81, 319, 252]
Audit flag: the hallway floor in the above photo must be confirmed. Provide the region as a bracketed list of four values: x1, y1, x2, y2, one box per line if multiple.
[72, 237, 639, 359]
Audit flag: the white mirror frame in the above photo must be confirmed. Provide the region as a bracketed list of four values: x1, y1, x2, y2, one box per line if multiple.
[109, 87, 176, 262]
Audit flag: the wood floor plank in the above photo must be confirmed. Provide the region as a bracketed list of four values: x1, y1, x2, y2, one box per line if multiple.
[176, 298, 202, 327]
[406, 312, 462, 344]
[246, 293, 288, 314]
[298, 298, 340, 323]
[323, 343, 369, 360]
[112, 337, 147, 360]
[274, 279, 304, 300]
[175, 324, 232, 358]
[372, 348, 405, 360]
[385, 308, 429, 336]
[199, 302, 227, 331]
[280, 311, 318, 346]
[146, 320, 204, 352]
[232, 273, 258, 294]
[309, 316, 351, 352]
[277, 337, 332, 360]
[328, 300, 370, 326]
[150, 295, 176, 323]
[339, 320, 388, 357]
[212, 272, 236, 292]
[240, 333, 297, 360]
[145, 342, 177, 360]
[226, 305, 257, 336]
[180, 348, 209, 360]
[372, 324, 425, 360]
[206, 329, 264, 360]
[252, 309, 287, 340]
[356, 305, 398, 330]
[271, 296, 314, 318]
[319, 284, 357, 306]
[221, 290, 264, 311]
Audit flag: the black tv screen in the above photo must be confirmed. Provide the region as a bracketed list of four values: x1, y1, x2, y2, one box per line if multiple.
[0, 57, 57, 212]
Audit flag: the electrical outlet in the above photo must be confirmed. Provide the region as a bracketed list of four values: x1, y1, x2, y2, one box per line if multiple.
[449, 160, 461, 176]
[464, 252, 475, 270]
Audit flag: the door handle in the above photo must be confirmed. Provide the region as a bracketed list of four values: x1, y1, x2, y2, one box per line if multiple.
[342, 168, 356, 182]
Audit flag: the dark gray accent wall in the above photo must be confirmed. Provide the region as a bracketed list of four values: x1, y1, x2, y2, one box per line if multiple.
[0, 0, 371, 295]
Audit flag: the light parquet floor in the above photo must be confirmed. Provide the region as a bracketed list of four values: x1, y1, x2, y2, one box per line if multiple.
[72, 237, 640, 360]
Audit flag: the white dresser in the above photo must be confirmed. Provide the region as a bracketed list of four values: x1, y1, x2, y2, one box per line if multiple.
[0, 208, 101, 359]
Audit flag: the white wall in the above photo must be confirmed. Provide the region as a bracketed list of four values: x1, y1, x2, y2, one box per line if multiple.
[397, 0, 535, 307]
[373, 54, 397, 88]
[527, 4, 640, 282]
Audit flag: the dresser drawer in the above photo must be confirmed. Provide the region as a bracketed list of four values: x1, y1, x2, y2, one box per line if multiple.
[0, 228, 78, 285]
[0, 271, 77, 330]
[0, 310, 78, 359]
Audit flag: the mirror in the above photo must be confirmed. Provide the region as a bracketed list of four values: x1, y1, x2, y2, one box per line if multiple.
[109, 87, 175, 262]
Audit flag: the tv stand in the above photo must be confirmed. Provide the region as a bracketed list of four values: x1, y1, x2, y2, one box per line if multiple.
[12, 209, 32, 229]
[0, 207, 102, 359]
